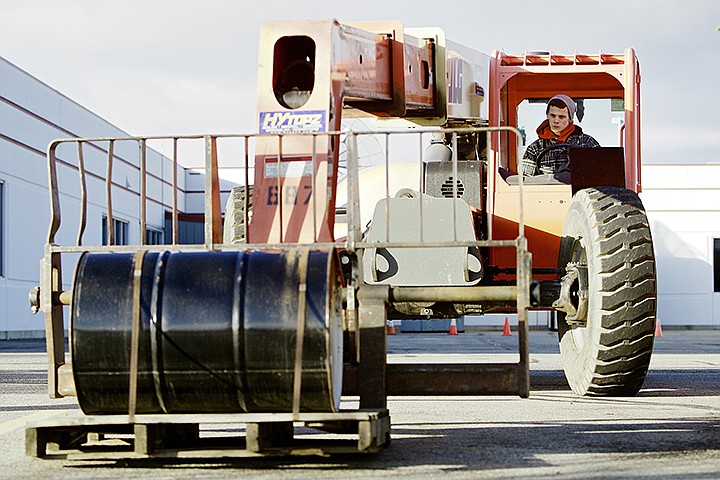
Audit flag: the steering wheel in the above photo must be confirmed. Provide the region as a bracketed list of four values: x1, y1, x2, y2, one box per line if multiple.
[535, 142, 575, 168]
[533, 142, 575, 183]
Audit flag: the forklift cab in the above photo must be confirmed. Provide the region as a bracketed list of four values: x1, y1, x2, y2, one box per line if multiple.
[486, 49, 642, 273]
[488, 49, 641, 191]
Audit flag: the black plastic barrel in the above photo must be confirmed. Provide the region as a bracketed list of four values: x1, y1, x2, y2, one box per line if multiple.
[71, 249, 342, 414]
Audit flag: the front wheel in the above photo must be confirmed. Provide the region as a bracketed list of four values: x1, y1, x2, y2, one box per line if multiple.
[557, 187, 656, 396]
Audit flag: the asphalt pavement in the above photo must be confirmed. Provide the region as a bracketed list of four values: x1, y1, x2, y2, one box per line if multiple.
[1, 328, 719, 479]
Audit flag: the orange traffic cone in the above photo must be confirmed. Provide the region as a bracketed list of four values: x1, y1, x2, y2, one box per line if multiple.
[387, 320, 396, 335]
[654, 318, 663, 337]
[448, 318, 459, 335]
[502, 317, 512, 336]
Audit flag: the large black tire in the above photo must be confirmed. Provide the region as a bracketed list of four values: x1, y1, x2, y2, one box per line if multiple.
[223, 185, 253, 244]
[558, 186, 656, 396]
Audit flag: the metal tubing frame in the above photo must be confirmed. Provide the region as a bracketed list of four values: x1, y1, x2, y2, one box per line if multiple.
[292, 248, 310, 419]
[105, 140, 115, 245]
[128, 250, 147, 423]
[39, 125, 529, 400]
[204, 136, 222, 248]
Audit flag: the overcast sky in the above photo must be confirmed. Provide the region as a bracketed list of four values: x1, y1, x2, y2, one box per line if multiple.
[1, 0, 718, 164]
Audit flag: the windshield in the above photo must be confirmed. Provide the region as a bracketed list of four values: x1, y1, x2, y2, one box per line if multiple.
[517, 98, 625, 150]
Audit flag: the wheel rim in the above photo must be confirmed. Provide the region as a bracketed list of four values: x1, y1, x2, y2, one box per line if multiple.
[567, 240, 588, 352]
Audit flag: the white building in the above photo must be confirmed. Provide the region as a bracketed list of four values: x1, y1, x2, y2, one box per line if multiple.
[1, 56, 718, 338]
[643, 165, 720, 327]
[0, 56, 195, 338]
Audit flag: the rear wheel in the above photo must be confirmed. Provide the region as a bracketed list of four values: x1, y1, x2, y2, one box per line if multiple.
[557, 186, 656, 396]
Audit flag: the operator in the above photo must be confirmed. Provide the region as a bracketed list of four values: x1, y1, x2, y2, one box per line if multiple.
[521, 94, 600, 178]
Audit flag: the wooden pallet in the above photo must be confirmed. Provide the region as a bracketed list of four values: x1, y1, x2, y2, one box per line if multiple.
[26, 410, 390, 460]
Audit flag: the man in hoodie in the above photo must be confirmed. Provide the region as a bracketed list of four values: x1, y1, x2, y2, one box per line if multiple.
[521, 94, 600, 177]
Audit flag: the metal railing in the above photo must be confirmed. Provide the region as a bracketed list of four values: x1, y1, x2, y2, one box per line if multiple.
[40, 126, 531, 398]
[44, 126, 526, 252]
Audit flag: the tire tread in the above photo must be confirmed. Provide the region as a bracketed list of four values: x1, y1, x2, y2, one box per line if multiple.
[558, 186, 657, 396]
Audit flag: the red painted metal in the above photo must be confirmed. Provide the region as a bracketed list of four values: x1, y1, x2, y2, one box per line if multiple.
[248, 20, 438, 244]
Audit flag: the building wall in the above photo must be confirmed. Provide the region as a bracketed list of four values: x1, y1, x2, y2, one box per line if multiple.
[0, 57, 186, 337]
[642, 165, 720, 327]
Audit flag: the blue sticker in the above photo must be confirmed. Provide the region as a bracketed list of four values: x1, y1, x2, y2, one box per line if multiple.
[259, 110, 326, 134]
